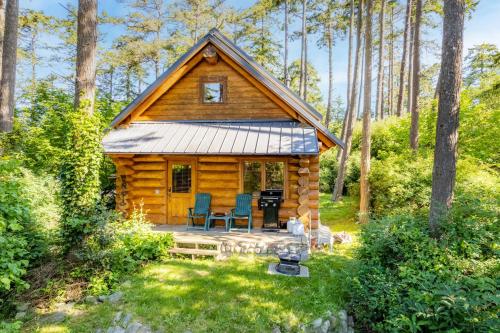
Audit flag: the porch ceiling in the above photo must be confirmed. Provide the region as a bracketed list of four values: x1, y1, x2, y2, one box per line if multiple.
[102, 120, 319, 155]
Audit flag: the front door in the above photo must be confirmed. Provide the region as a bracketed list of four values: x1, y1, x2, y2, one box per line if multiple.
[167, 160, 195, 224]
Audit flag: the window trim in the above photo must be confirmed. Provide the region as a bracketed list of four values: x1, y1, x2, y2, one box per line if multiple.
[199, 76, 227, 104]
[240, 159, 288, 199]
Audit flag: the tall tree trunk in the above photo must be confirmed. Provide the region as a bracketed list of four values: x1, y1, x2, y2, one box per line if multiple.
[434, 70, 441, 99]
[396, 0, 413, 117]
[74, 0, 97, 114]
[325, 20, 333, 128]
[375, 0, 386, 121]
[126, 67, 131, 100]
[338, 0, 355, 158]
[30, 31, 37, 106]
[407, 16, 415, 114]
[304, 21, 308, 101]
[429, 0, 464, 237]
[332, 0, 363, 201]
[0, 0, 5, 82]
[360, 0, 373, 224]
[410, 0, 422, 151]
[0, 0, 19, 132]
[388, 5, 394, 116]
[357, 39, 365, 119]
[284, 0, 290, 87]
[299, 0, 306, 99]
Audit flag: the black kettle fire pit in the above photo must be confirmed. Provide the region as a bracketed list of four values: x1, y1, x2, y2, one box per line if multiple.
[276, 252, 302, 276]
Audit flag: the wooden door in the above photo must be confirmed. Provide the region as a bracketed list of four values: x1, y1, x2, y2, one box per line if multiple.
[167, 160, 195, 224]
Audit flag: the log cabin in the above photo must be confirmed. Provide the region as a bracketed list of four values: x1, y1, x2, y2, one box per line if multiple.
[102, 29, 344, 231]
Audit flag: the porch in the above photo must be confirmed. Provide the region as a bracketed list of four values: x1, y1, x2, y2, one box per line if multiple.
[152, 224, 309, 257]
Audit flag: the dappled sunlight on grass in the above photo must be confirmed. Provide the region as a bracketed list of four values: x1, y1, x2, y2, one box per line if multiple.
[24, 253, 356, 332]
[23, 195, 361, 332]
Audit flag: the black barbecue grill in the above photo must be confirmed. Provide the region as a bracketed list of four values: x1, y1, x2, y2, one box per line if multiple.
[258, 189, 283, 230]
[276, 252, 301, 275]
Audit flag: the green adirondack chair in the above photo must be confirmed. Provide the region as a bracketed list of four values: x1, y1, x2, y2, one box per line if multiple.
[229, 194, 253, 233]
[186, 193, 211, 231]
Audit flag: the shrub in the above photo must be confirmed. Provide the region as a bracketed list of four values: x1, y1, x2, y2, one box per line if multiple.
[73, 206, 174, 295]
[0, 159, 59, 309]
[348, 197, 499, 332]
[369, 153, 433, 216]
[319, 149, 360, 195]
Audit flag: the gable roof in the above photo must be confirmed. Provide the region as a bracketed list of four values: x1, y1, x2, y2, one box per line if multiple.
[109, 29, 344, 150]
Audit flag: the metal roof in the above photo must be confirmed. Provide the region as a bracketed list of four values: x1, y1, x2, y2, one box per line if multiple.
[102, 121, 319, 155]
[108, 29, 344, 150]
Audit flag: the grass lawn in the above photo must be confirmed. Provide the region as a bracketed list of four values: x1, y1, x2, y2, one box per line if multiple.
[23, 195, 360, 333]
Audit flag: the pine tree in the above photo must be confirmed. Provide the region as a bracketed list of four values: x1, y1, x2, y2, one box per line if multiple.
[429, 0, 465, 237]
[396, 0, 413, 117]
[0, 0, 19, 132]
[74, 0, 97, 113]
[0, 0, 5, 82]
[332, 0, 363, 201]
[19, 10, 55, 105]
[410, 0, 422, 151]
[360, 0, 373, 224]
[375, 0, 386, 120]
[299, 0, 307, 99]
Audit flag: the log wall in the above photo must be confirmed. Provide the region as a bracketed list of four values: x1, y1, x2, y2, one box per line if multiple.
[111, 154, 320, 229]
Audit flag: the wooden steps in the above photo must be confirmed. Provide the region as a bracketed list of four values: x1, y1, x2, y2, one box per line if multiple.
[168, 239, 223, 260]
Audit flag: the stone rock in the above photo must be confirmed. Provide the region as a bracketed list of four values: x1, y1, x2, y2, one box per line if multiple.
[272, 326, 281, 333]
[332, 232, 352, 244]
[107, 327, 125, 333]
[247, 247, 255, 254]
[85, 295, 98, 304]
[311, 318, 323, 329]
[98, 295, 108, 302]
[319, 320, 330, 333]
[125, 322, 152, 333]
[16, 302, 30, 312]
[122, 313, 133, 327]
[234, 246, 241, 253]
[15, 311, 26, 320]
[347, 316, 354, 328]
[108, 292, 124, 304]
[121, 280, 132, 288]
[328, 315, 337, 329]
[43, 311, 67, 324]
[113, 311, 123, 324]
[337, 310, 348, 333]
[346, 328, 354, 333]
[255, 247, 261, 254]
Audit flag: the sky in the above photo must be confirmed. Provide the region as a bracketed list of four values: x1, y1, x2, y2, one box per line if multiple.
[19, 0, 500, 107]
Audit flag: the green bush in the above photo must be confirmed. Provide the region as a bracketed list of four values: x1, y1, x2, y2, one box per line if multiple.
[60, 107, 105, 249]
[349, 196, 499, 332]
[0, 159, 60, 309]
[370, 153, 433, 216]
[73, 206, 174, 295]
[319, 149, 360, 195]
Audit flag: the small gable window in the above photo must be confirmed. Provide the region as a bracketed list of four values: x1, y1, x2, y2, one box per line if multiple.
[200, 76, 227, 104]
